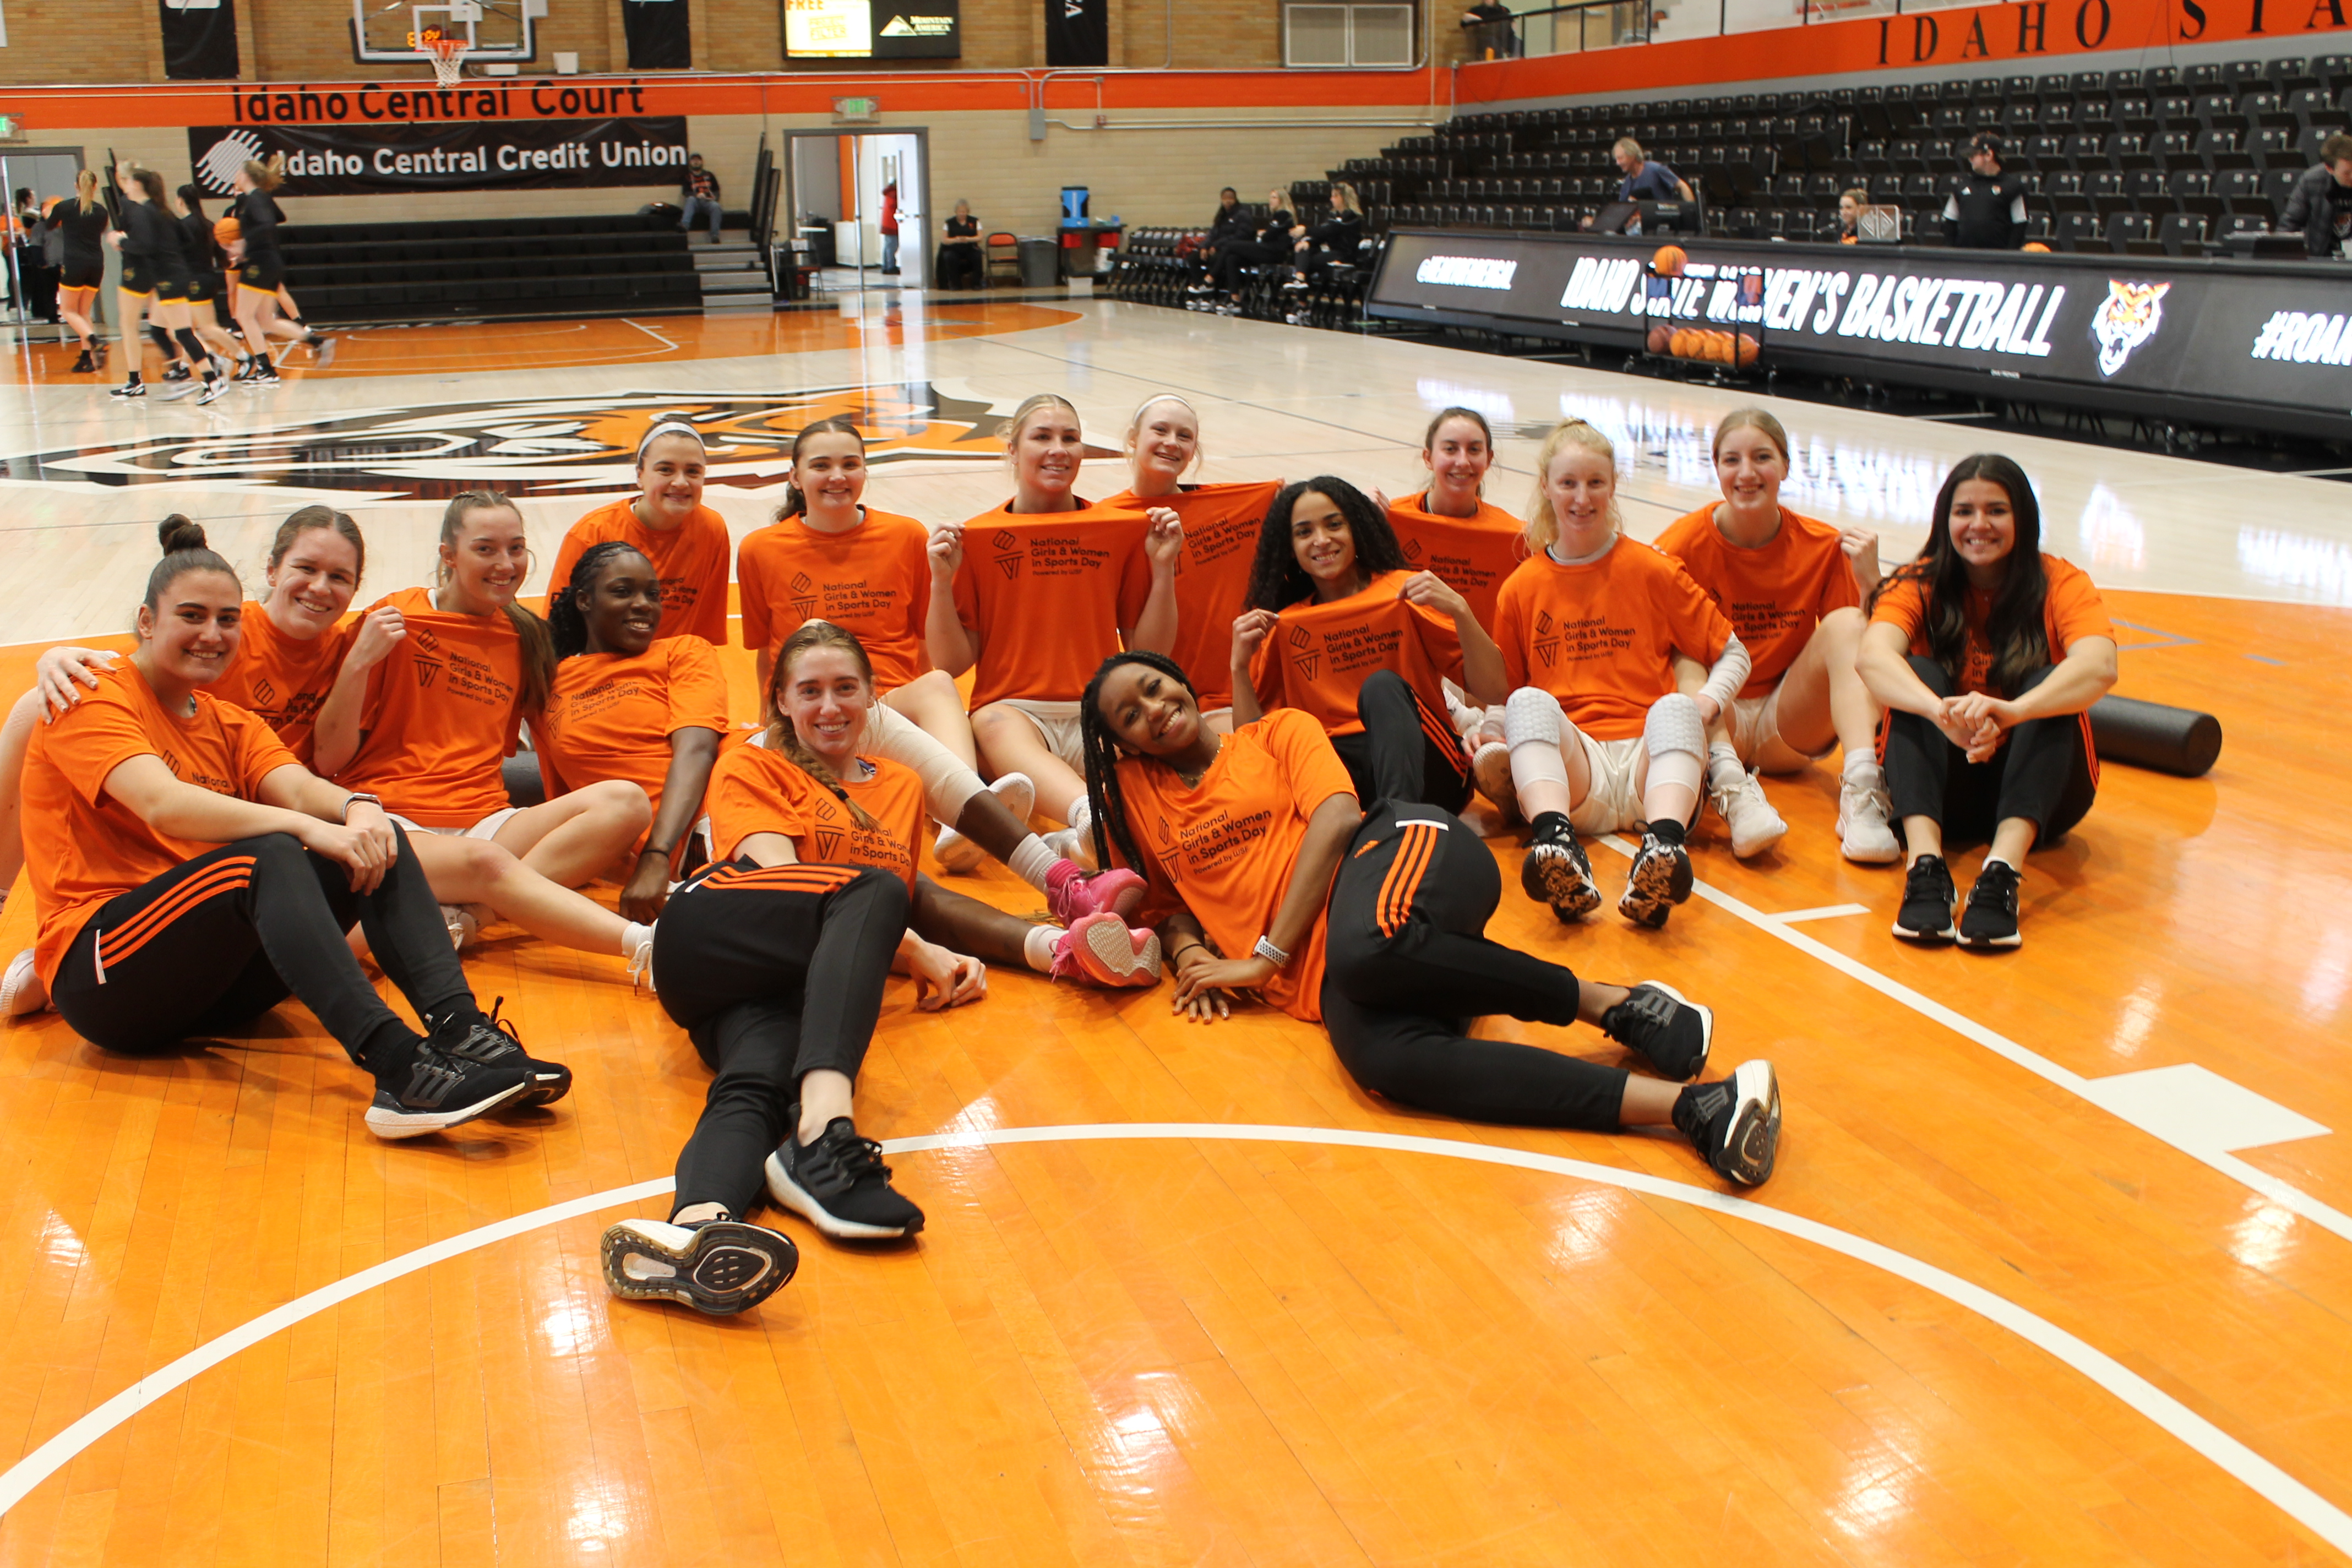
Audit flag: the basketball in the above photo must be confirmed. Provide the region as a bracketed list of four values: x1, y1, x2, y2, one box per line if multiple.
[1652, 243, 1687, 277]
[1735, 331, 1760, 366]
[1669, 328, 1694, 357]
[2022, 240, 2051, 252]
[213, 216, 241, 245]
[1646, 324, 1671, 354]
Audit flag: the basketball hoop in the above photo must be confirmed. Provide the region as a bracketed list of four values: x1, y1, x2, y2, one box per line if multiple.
[424, 34, 470, 86]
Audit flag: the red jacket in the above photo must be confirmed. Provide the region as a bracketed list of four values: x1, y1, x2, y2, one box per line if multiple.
[879, 187, 899, 235]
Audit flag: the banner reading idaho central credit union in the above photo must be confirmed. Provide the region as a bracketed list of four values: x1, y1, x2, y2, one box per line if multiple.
[186, 117, 690, 197]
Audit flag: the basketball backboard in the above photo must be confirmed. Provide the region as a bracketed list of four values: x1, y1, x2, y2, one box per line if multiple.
[350, 0, 543, 62]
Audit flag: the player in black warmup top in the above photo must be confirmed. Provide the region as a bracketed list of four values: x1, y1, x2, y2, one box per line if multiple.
[226, 157, 330, 384]
[51, 170, 111, 374]
[105, 166, 219, 402]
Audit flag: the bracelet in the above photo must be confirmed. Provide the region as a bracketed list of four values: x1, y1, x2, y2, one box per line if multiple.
[1168, 940, 1207, 964]
[640, 842, 675, 859]
[340, 792, 382, 823]
[1251, 934, 1291, 968]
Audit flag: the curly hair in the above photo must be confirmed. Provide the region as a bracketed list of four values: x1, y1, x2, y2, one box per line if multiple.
[546, 540, 654, 660]
[1244, 476, 1410, 611]
[1076, 649, 1201, 877]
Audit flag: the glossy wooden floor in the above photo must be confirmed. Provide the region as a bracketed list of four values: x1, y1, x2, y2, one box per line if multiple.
[1, 295, 2349, 1566]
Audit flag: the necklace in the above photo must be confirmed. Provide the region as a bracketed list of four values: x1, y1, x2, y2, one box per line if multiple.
[1174, 732, 1222, 788]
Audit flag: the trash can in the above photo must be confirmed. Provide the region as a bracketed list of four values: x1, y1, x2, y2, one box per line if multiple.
[1018, 237, 1058, 287]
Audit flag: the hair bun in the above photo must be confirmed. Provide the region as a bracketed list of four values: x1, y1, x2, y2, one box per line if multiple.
[157, 514, 207, 553]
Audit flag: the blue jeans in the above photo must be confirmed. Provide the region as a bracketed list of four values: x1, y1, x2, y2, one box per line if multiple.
[679, 195, 721, 239]
[880, 232, 899, 271]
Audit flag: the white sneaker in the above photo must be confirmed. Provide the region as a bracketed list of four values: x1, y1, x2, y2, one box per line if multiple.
[1042, 826, 1098, 873]
[1711, 768, 1788, 858]
[1471, 741, 1517, 819]
[440, 903, 477, 950]
[628, 927, 657, 993]
[1838, 772, 1901, 863]
[2, 949, 48, 1017]
[934, 771, 1035, 873]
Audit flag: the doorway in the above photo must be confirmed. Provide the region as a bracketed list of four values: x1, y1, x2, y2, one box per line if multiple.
[783, 129, 928, 290]
[0, 148, 90, 332]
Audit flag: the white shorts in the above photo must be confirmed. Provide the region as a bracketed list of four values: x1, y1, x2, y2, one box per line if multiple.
[1726, 684, 1835, 771]
[386, 805, 521, 841]
[1567, 733, 1646, 836]
[990, 697, 1085, 772]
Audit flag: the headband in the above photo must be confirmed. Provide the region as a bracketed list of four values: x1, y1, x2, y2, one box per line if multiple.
[637, 419, 706, 460]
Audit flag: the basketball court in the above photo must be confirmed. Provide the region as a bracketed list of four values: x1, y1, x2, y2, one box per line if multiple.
[0, 291, 2348, 1566]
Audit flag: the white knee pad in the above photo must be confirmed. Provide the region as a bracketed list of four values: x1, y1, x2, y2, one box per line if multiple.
[1504, 686, 1563, 750]
[1643, 692, 1706, 761]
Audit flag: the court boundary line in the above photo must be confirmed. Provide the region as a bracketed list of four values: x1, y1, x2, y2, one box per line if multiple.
[1592, 834, 2352, 1249]
[0, 1123, 2345, 1557]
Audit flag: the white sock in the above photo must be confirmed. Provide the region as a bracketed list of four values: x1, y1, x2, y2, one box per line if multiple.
[670, 1202, 728, 1226]
[1063, 795, 1092, 839]
[1707, 741, 1744, 792]
[622, 920, 655, 957]
[1843, 750, 1883, 785]
[1981, 853, 2017, 873]
[1023, 923, 1059, 973]
[1008, 833, 1059, 891]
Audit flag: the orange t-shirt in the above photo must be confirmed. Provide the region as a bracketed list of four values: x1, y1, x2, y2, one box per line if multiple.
[1652, 505, 1861, 696]
[333, 586, 526, 827]
[705, 744, 925, 892]
[1102, 481, 1279, 710]
[950, 499, 1153, 707]
[549, 499, 733, 647]
[536, 638, 728, 827]
[210, 601, 357, 761]
[21, 662, 299, 990]
[1386, 491, 1529, 631]
[1113, 709, 1357, 1023]
[1493, 537, 1733, 741]
[1248, 570, 1464, 738]
[734, 508, 932, 690]
[1869, 553, 2113, 700]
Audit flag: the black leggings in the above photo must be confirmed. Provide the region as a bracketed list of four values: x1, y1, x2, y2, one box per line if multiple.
[1319, 800, 1627, 1129]
[651, 859, 908, 1219]
[1883, 657, 2098, 847]
[50, 831, 466, 1061]
[1210, 239, 1286, 294]
[1327, 670, 1472, 815]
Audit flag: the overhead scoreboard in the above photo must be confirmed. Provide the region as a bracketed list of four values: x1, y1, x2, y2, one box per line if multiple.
[783, 0, 959, 58]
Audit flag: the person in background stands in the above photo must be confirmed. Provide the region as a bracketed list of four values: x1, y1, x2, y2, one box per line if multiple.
[2283, 133, 2352, 258]
[679, 153, 722, 244]
[1460, 1, 1518, 58]
[1612, 139, 1695, 204]
[1284, 183, 1365, 308]
[1837, 187, 1867, 243]
[879, 181, 900, 276]
[1943, 134, 2028, 250]
[1202, 186, 1252, 265]
[936, 199, 982, 290]
[1195, 188, 1295, 314]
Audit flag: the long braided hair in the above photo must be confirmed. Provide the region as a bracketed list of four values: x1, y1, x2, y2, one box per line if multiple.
[1076, 649, 1200, 876]
[1244, 476, 1409, 611]
[547, 541, 654, 659]
[764, 620, 883, 830]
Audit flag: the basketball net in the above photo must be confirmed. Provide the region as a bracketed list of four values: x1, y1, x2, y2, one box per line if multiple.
[425, 35, 470, 87]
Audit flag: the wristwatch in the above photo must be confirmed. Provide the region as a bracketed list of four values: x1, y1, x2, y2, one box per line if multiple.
[340, 791, 383, 823]
[1252, 935, 1292, 968]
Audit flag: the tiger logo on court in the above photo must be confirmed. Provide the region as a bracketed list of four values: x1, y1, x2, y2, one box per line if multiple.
[14, 384, 1113, 498]
[2090, 280, 2170, 378]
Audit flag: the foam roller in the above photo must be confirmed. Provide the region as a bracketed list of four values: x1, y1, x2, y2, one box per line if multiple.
[2088, 695, 2221, 778]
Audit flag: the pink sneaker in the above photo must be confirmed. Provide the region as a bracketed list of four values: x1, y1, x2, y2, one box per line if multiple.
[1045, 862, 1145, 925]
[1049, 914, 1162, 988]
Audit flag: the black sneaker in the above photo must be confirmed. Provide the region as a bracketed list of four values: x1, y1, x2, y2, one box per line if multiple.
[363, 1046, 531, 1139]
[765, 1114, 925, 1239]
[162, 362, 193, 383]
[69, 349, 93, 373]
[1956, 861, 2023, 950]
[1892, 854, 1958, 943]
[246, 366, 281, 386]
[600, 1217, 797, 1315]
[1521, 822, 1602, 923]
[1599, 981, 1713, 1081]
[109, 382, 146, 399]
[429, 998, 573, 1107]
[1673, 1060, 1782, 1186]
[1619, 823, 1694, 929]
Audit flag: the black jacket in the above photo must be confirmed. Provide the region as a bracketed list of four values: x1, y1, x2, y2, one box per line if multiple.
[1206, 204, 1254, 248]
[230, 190, 284, 262]
[681, 166, 721, 203]
[117, 200, 186, 273]
[1942, 170, 2029, 249]
[2282, 162, 2352, 258]
[1300, 210, 1365, 257]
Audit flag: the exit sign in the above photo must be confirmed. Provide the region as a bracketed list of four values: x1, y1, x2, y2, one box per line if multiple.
[831, 96, 879, 122]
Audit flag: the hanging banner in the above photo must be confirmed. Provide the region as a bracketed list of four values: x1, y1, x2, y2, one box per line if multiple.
[623, 0, 692, 69]
[184, 117, 692, 196]
[1043, 0, 1105, 67]
[159, 0, 239, 80]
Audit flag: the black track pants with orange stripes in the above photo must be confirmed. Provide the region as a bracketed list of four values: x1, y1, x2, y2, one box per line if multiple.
[1883, 658, 2097, 846]
[1328, 670, 1472, 814]
[651, 859, 909, 1219]
[1320, 802, 1629, 1130]
[50, 831, 469, 1061]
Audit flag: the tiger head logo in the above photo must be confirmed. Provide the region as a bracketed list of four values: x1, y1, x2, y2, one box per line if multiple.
[2091, 280, 2170, 378]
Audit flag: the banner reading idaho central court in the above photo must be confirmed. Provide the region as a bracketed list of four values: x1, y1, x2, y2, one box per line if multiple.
[185, 117, 692, 197]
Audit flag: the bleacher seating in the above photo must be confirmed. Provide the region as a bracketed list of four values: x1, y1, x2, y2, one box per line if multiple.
[280, 213, 704, 323]
[1313, 55, 2352, 256]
